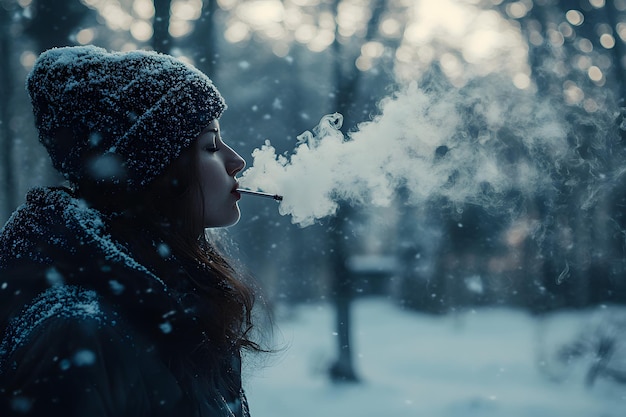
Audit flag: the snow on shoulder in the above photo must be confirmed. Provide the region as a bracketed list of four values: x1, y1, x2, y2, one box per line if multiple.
[0, 285, 104, 369]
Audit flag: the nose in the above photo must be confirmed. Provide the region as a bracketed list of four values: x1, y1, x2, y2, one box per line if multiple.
[226, 145, 246, 177]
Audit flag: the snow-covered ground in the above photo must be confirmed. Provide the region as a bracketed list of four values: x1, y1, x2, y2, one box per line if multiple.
[244, 299, 624, 417]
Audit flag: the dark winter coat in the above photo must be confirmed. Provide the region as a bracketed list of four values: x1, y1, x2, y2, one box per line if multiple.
[0, 187, 250, 417]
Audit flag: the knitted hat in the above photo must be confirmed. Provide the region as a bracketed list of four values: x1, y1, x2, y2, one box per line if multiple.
[27, 45, 226, 191]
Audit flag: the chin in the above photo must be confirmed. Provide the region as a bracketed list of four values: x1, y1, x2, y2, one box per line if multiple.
[204, 210, 241, 229]
[228, 212, 242, 227]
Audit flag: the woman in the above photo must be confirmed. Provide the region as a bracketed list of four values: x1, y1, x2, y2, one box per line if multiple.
[0, 45, 261, 416]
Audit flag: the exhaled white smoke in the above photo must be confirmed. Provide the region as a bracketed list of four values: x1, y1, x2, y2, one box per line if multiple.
[239, 76, 571, 227]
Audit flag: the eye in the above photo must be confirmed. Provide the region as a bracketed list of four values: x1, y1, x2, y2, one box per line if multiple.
[200, 126, 221, 152]
[203, 133, 220, 152]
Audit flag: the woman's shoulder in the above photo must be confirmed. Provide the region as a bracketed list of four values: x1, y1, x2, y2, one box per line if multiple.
[0, 263, 186, 353]
[1, 284, 124, 374]
[2, 285, 107, 344]
[0, 284, 186, 416]
[0, 186, 185, 337]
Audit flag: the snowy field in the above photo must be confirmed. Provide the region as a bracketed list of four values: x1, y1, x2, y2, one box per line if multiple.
[244, 299, 624, 417]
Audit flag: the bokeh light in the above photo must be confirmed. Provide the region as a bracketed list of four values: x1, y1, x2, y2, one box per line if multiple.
[600, 33, 615, 49]
[133, 0, 155, 19]
[565, 10, 584, 26]
[130, 19, 153, 41]
[76, 28, 96, 44]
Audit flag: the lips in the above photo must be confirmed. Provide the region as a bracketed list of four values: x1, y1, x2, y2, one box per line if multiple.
[231, 182, 241, 200]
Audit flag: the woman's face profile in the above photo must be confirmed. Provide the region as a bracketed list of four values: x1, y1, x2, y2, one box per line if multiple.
[193, 119, 246, 228]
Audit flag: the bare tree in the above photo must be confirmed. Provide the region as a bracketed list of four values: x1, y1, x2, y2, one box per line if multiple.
[192, 0, 218, 77]
[327, 0, 386, 383]
[152, 0, 173, 53]
[0, 4, 16, 222]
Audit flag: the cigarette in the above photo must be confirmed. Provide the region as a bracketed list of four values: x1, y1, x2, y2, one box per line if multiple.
[237, 189, 283, 201]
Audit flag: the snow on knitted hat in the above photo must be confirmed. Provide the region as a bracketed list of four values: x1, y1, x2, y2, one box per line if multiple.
[27, 45, 226, 190]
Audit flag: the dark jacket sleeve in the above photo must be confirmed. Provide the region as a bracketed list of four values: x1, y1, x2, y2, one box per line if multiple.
[1, 315, 185, 417]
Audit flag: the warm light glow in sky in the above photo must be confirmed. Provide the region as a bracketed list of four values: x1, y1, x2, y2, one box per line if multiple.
[78, 0, 530, 86]
[72, 0, 622, 94]
[221, 0, 335, 53]
[81, 0, 200, 40]
[218, 0, 532, 88]
[393, 0, 531, 87]
[82, 0, 134, 31]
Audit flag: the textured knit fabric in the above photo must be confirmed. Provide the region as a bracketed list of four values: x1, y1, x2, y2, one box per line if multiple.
[27, 46, 226, 190]
[0, 187, 249, 417]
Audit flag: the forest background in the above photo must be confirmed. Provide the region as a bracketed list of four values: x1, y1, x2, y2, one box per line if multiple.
[1, 0, 626, 387]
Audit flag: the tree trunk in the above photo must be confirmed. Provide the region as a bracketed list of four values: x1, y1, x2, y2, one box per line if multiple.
[192, 0, 218, 77]
[0, 7, 15, 222]
[327, 0, 385, 383]
[152, 0, 172, 53]
[328, 206, 358, 382]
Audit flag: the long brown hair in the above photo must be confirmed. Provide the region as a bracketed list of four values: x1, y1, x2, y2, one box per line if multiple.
[77, 140, 261, 354]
